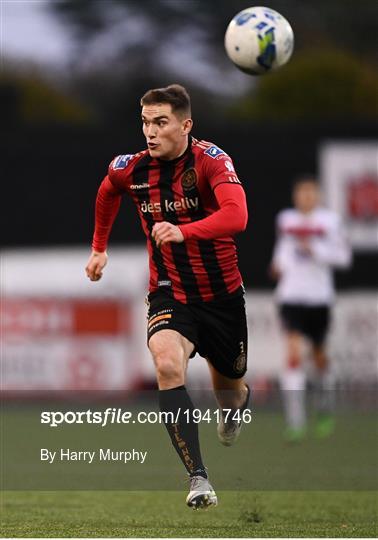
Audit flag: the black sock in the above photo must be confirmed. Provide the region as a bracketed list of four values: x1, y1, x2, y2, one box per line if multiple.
[158, 385, 207, 478]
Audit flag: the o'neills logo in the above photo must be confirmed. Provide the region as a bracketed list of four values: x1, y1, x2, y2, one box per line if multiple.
[140, 197, 199, 213]
[130, 183, 150, 190]
[181, 168, 197, 190]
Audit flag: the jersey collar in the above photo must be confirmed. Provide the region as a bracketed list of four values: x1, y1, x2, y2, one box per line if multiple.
[156, 136, 192, 165]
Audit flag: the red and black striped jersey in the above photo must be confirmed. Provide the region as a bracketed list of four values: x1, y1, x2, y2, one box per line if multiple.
[93, 137, 248, 303]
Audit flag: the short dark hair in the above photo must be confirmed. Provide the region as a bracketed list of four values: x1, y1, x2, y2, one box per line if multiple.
[140, 84, 191, 118]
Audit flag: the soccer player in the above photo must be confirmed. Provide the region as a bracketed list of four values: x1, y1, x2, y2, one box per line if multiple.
[270, 177, 351, 441]
[85, 84, 250, 508]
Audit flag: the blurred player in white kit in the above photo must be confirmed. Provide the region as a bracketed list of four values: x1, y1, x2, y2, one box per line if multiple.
[270, 176, 352, 441]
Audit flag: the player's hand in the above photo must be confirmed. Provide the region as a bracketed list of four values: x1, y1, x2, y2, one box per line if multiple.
[268, 263, 281, 281]
[152, 222, 184, 248]
[85, 250, 108, 281]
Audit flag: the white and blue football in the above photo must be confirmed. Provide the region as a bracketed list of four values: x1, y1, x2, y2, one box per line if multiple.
[225, 6, 294, 75]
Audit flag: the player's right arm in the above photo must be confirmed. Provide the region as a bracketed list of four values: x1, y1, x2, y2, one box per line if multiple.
[269, 211, 290, 279]
[86, 161, 126, 281]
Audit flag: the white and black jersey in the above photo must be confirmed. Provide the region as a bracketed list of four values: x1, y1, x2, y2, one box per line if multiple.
[272, 207, 352, 306]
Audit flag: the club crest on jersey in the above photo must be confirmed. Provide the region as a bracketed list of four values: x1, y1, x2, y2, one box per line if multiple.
[181, 168, 198, 190]
[204, 145, 226, 159]
[112, 154, 134, 170]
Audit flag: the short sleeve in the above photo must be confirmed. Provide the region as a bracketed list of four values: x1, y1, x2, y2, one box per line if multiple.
[202, 146, 242, 190]
[107, 154, 135, 193]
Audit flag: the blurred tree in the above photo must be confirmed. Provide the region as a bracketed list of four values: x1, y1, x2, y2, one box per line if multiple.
[0, 68, 93, 127]
[48, 0, 249, 97]
[45, 0, 378, 124]
[232, 49, 378, 120]
[49, 0, 378, 69]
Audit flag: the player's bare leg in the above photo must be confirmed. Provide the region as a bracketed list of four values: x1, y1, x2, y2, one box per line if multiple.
[313, 345, 327, 372]
[280, 331, 307, 442]
[207, 363, 250, 446]
[312, 344, 335, 438]
[149, 329, 217, 509]
[207, 363, 248, 409]
[149, 329, 191, 390]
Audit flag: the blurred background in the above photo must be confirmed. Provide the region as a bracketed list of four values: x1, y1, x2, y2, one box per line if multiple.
[2, 0, 377, 393]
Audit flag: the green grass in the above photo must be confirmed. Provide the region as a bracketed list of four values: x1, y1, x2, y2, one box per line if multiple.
[1, 490, 377, 537]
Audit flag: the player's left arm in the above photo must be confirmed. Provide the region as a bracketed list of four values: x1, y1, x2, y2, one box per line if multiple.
[152, 152, 248, 246]
[178, 183, 247, 241]
[311, 215, 352, 268]
[152, 183, 247, 247]
[178, 153, 247, 241]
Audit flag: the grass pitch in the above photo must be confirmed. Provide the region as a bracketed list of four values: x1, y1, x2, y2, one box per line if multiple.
[1, 490, 377, 537]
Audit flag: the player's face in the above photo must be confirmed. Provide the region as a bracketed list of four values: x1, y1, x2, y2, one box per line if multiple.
[293, 182, 319, 213]
[142, 103, 192, 160]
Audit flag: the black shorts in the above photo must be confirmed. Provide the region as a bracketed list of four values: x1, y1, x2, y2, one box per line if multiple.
[146, 288, 248, 379]
[279, 303, 330, 345]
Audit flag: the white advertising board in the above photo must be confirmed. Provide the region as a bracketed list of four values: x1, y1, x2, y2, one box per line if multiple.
[1, 249, 377, 390]
[319, 141, 378, 251]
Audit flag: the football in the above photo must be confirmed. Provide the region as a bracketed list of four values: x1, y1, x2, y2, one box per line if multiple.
[224, 6, 294, 75]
